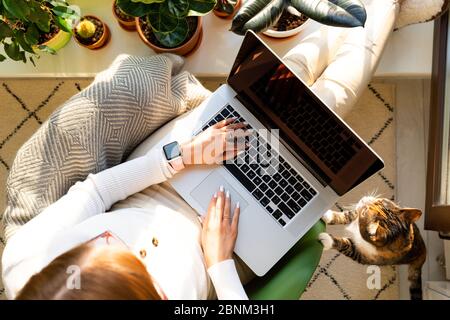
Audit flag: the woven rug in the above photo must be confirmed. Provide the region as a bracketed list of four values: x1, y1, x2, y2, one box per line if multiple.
[0, 79, 398, 300]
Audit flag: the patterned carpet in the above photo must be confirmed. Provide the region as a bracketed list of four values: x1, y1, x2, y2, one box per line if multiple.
[0, 78, 398, 300]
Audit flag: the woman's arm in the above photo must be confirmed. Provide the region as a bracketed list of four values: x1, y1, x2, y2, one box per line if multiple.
[2, 119, 249, 299]
[1, 145, 173, 299]
[5, 146, 171, 244]
[201, 188, 248, 300]
[5, 118, 250, 249]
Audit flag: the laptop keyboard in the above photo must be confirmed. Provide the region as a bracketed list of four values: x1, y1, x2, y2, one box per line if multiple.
[200, 105, 317, 227]
[251, 75, 362, 174]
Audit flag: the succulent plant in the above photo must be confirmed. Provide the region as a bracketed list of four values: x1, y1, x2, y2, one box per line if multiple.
[231, 0, 367, 35]
[117, 0, 217, 48]
[75, 19, 96, 39]
[0, 0, 80, 64]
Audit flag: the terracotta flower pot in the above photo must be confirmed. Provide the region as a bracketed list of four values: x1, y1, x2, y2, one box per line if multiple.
[136, 16, 203, 56]
[112, 1, 136, 31]
[213, 0, 241, 19]
[73, 15, 111, 50]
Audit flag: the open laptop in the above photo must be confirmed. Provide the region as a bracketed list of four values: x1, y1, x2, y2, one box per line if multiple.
[167, 31, 384, 276]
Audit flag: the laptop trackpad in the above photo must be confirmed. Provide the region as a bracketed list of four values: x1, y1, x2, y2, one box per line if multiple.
[190, 170, 249, 216]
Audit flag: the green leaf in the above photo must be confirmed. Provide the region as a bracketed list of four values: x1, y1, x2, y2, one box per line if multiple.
[231, 0, 286, 35]
[153, 16, 189, 47]
[214, 0, 236, 15]
[2, 0, 30, 20]
[52, 5, 78, 19]
[4, 40, 26, 61]
[54, 15, 72, 32]
[25, 24, 40, 45]
[147, 4, 179, 33]
[133, 0, 165, 3]
[188, 0, 217, 16]
[165, 0, 189, 18]
[14, 30, 35, 53]
[28, 2, 52, 33]
[47, 0, 69, 6]
[116, 0, 156, 17]
[290, 0, 366, 28]
[0, 20, 13, 40]
[37, 44, 57, 54]
[29, 55, 36, 66]
[0, 54, 6, 62]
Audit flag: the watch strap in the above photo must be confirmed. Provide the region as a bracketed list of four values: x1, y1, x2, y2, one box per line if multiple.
[168, 156, 185, 172]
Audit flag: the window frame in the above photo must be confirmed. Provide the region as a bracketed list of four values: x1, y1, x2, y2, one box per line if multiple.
[426, 9, 450, 233]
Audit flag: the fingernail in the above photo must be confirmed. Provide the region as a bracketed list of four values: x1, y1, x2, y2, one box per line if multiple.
[236, 202, 240, 209]
[214, 192, 217, 198]
[220, 185, 224, 192]
[226, 190, 230, 198]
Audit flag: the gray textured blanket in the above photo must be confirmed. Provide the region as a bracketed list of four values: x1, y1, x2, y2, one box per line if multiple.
[2, 54, 210, 240]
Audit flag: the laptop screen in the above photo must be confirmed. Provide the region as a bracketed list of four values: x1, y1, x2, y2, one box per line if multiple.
[227, 31, 384, 196]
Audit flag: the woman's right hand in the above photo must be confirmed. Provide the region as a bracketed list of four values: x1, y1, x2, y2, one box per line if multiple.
[181, 118, 250, 165]
[201, 186, 240, 269]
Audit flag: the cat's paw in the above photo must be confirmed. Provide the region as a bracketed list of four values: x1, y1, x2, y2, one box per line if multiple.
[318, 232, 334, 250]
[321, 210, 334, 224]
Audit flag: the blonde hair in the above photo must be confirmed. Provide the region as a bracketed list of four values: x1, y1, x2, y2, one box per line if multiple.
[16, 243, 161, 300]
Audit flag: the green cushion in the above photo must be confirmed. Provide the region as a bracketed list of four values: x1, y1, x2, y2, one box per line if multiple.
[245, 221, 325, 300]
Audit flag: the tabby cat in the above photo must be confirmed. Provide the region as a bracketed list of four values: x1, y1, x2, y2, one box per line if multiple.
[319, 196, 426, 300]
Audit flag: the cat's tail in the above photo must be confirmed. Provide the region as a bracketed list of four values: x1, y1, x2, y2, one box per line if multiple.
[408, 267, 422, 300]
[408, 253, 426, 300]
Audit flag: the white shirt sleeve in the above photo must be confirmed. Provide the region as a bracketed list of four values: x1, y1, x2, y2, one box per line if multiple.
[2, 146, 173, 299]
[207, 260, 249, 300]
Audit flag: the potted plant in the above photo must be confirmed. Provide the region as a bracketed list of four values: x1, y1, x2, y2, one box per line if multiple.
[231, 0, 367, 36]
[0, 0, 79, 65]
[116, 0, 217, 56]
[263, 6, 309, 38]
[213, 0, 241, 19]
[73, 15, 111, 50]
[112, 0, 136, 31]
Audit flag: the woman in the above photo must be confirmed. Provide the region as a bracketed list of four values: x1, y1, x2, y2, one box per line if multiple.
[2, 118, 251, 300]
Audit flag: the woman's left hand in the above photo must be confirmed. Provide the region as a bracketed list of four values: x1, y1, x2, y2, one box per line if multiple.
[201, 186, 240, 269]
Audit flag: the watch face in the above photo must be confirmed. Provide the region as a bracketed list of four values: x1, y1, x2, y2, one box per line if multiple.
[163, 141, 181, 160]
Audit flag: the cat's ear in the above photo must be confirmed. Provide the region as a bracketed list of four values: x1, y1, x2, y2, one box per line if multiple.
[399, 208, 422, 223]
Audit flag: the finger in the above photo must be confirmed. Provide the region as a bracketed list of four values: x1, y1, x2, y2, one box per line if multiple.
[225, 122, 248, 131]
[215, 186, 225, 221]
[204, 192, 217, 226]
[229, 129, 253, 139]
[223, 138, 249, 152]
[223, 130, 252, 150]
[223, 190, 231, 221]
[219, 146, 245, 162]
[213, 117, 237, 129]
[231, 202, 241, 235]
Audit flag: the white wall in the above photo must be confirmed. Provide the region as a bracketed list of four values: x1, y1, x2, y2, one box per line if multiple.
[392, 79, 447, 299]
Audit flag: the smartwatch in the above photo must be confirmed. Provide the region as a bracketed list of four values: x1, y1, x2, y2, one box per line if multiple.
[163, 141, 185, 172]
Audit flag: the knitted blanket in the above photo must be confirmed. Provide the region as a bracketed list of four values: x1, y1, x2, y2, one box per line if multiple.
[2, 54, 211, 240]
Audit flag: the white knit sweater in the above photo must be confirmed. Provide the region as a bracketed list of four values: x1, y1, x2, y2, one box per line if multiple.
[1, 145, 248, 300]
